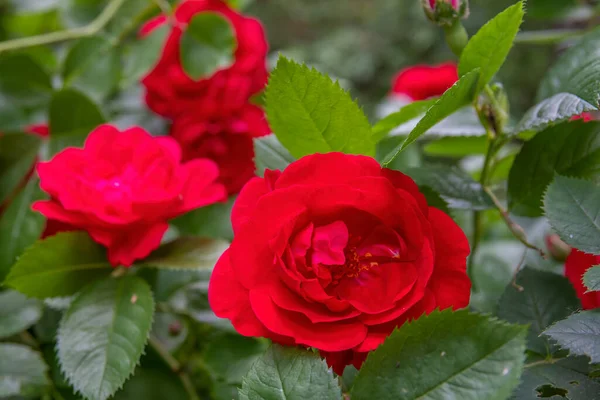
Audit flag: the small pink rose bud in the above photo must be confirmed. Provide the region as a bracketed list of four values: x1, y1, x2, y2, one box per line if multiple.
[545, 234, 572, 262]
[422, 0, 469, 26]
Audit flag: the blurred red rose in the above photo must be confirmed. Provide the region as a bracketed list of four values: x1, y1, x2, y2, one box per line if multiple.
[33, 125, 226, 266]
[391, 63, 458, 101]
[428, 0, 459, 9]
[208, 153, 471, 374]
[140, 0, 268, 119]
[571, 112, 594, 122]
[170, 103, 270, 194]
[27, 124, 49, 138]
[565, 249, 600, 309]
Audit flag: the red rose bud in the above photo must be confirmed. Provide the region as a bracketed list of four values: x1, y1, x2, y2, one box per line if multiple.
[391, 63, 458, 101]
[423, 0, 469, 25]
[565, 249, 600, 309]
[545, 234, 571, 262]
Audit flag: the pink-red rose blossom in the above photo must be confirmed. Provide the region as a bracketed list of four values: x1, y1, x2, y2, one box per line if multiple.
[33, 125, 226, 267]
[565, 249, 600, 310]
[208, 153, 471, 374]
[391, 63, 458, 101]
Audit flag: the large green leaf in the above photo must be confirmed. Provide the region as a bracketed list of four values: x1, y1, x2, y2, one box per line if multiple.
[121, 24, 169, 88]
[238, 344, 342, 400]
[405, 165, 493, 210]
[543, 175, 600, 255]
[180, 12, 236, 80]
[371, 99, 437, 142]
[515, 93, 597, 135]
[0, 178, 47, 282]
[171, 196, 235, 242]
[57, 276, 154, 400]
[538, 27, 600, 107]
[351, 309, 527, 400]
[62, 37, 121, 101]
[0, 53, 53, 108]
[143, 237, 229, 271]
[382, 70, 480, 165]
[0, 133, 41, 205]
[4, 232, 112, 299]
[583, 266, 600, 292]
[266, 56, 374, 158]
[544, 311, 600, 364]
[254, 134, 295, 177]
[0, 343, 50, 398]
[508, 121, 600, 217]
[0, 290, 42, 339]
[497, 267, 580, 356]
[459, 2, 524, 93]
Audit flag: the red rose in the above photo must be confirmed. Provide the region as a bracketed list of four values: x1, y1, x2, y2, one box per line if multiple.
[140, 0, 268, 119]
[32, 125, 226, 266]
[208, 153, 471, 374]
[170, 103, 270, 194]
[565, 249, 600, 310]
[27, 123, 49, 138]
[391, 63, 458, 101]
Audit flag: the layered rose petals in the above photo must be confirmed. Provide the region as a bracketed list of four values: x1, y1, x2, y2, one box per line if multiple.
[209, 152, 471, 374]
[33, 125, 226, 266]
[391, 63, 458, 100]
[565, 249, 600, 309]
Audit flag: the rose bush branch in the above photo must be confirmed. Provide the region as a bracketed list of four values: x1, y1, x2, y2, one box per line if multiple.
[148, 337, 200, 400]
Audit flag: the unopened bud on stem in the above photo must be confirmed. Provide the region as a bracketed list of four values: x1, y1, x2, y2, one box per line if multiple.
[422, 0, 469, 27]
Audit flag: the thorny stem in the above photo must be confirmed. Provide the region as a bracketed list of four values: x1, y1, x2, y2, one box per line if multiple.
[149, 336, 200, 400]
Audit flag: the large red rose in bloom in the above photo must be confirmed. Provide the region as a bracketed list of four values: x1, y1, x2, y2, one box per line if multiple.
[209, 153, 471, 374]
[141, 0, 268, 119]
[32, 125, 226, 267]
[391, 63, 458, 101]
[565, 249, 600, 309]
[170, 103, 270, 194]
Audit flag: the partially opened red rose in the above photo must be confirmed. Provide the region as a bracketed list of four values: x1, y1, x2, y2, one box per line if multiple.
[141, 0, 268, 119]
[209, 153, 471, 374]
[391, 63, 458, 100]
[565, 249, 600, 309]
[33, 125, 226, 266]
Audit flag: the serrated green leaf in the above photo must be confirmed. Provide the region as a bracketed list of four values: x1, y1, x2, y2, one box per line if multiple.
[5, 232, 112, 299]
[204, 334, 269, 384]
[508, 121, 600, 217]
[254, 134, 295, 177]
[423, 136, 488, 157]
[405, 165, 493, 210]
[57, 276, 154, 400]
[497, 267, 581, 356]
[143, 237, 229, 271]
[0, 343, 50, 398]
[121, 24, 169, 89]
[382, 70, 480, 165]
[372, 99, 437, 142]
[62, 36, 121, 101]
[459, 1, 524, 93]
[0, 178, 47, 282]
[0, 290, 42, 339]
[0, 133, 41, 205]
[266, 56, 374, 158]
[238, 344, 342, 400]
[515, 93, 597, 135]
[351, 309, 527, 400]
[583, 266, 600, 293]
[538, 27, 600, 107]
[0, 53, 52, 108]
[180, 12, 236, 80]
[171, 197, 235, 242]
[418, 185, 451, 215]
[543, 175, 600, 255]
[544, 310, 600, 364]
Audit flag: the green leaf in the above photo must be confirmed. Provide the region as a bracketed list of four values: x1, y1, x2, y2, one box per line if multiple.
[266, 56, 375, 158]
[0, 343, 50, 398]
[423, 136, 488, 157]
[62, 37, 121, 101]
[4, 232, 112, 299]
[238, 344, 342, 400]
[112, 367, 188, 400]
[121, 24, 169, 88]
[372, 99, 437, 142]
[583, 266, 600, 292]
[543, 175, 600, 255]
[508, 121, 600, 217]
[405, 165, 494, 210]
[172, 197, 235, 242]
[387, 106, 485, 138]
[0, 133, 41, 205]
[0, 178, 47, 282]
[418, 186, 451, 215]
[254, 134, 295, 176]
[497, 267, 580, 356]
[538, 27, 600, 107]
[382, 70, 480, 165]
[204, 334, 269, 384]
[515, 93, 597, 135]
[0, 290, 42, 339]
[180, 12, 236, 80]
[0, 53, 53, 108]
[458, 1, 524, 93]
[143, 237, 229, 271]
[57, 276, 154, 400]
[351, 309, 527, 400]
[544, 310, 600, 364]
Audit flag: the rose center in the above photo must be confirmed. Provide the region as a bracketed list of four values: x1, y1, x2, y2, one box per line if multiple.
[329, 245, 378, 285]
